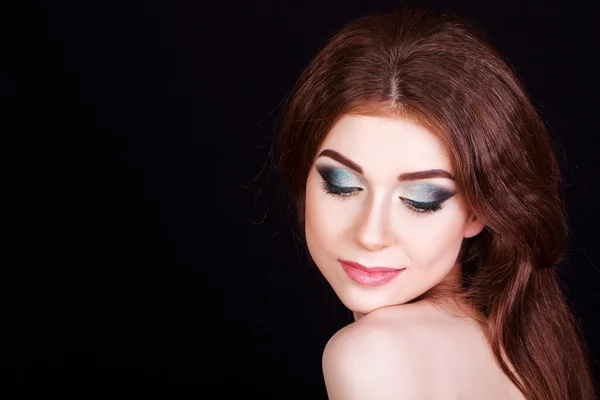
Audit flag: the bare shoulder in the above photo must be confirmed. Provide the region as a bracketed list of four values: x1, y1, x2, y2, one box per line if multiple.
[322, 302, 524, 400]
[322, 303, 451, 400]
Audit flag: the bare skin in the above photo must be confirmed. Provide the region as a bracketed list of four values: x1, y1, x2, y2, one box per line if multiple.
[323, 300, 526, 400]
[306, 114, 524, 398]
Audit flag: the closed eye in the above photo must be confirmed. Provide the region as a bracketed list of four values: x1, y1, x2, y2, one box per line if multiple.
[316, 165, 363, 198]
[400, 197, 444, 214]
[320, 181, 362, 197]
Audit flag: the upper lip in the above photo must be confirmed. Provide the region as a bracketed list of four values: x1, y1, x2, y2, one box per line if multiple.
[339, 260, 404, 272]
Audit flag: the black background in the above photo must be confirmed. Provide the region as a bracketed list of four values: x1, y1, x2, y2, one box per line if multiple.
[4, 0, 600, 398]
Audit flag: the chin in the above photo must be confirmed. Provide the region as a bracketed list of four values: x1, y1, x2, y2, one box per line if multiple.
[335, 285, 411, 316]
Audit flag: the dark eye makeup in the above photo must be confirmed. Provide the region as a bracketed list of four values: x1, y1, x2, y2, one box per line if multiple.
[400, 198, 444, 214]
[319, 180, 361, 196]
[316, 165, 455, 214]
[317, 165, 363, 197]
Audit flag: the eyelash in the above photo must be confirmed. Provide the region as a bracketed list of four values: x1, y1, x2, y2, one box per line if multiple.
[319, 181, 444, 214]
[320, 181, 361, 197]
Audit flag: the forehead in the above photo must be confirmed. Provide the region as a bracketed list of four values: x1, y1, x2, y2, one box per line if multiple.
[319, 114, 452, 174]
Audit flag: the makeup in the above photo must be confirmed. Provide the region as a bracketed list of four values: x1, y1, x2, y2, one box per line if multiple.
[399, 182, 456, 213]
[401, 182, 454, 202]
[316, 165, 363, 196]
[339, 260, 405, 287]
[315, 159, 457, 213]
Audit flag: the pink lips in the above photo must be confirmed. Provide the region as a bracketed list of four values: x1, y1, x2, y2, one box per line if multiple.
[339, 260, 405, 287]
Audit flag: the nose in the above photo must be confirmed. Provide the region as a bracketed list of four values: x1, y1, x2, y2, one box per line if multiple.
[353, 194, 395, 252]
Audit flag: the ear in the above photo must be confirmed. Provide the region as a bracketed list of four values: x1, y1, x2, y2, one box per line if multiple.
[463, 214, 484, 239]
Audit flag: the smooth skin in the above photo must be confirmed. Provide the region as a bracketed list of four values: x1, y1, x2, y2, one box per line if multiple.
[305, 114, 525, 399]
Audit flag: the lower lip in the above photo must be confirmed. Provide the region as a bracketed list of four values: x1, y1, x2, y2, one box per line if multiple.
[339, 261, 405, 287]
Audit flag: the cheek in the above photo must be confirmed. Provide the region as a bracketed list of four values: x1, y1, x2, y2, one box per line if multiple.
[402, 204, 467, 267]
[305, 175, 353, 256]
[306, 179, 334, 243]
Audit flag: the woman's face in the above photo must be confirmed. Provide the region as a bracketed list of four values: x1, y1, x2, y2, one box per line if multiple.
[305, 114, 483, 317]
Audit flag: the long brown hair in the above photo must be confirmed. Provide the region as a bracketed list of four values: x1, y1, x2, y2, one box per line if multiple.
[275, 6, 595, 400]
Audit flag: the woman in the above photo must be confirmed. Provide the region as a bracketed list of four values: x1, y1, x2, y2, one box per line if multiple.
[275, 6, 595, 400]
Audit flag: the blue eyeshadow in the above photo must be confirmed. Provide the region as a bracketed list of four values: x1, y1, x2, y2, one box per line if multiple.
[316, 166, 362, 187]
[402, 183, 454, 202]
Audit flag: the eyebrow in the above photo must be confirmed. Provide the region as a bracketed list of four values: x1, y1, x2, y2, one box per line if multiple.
[317, 149, 455, 182]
